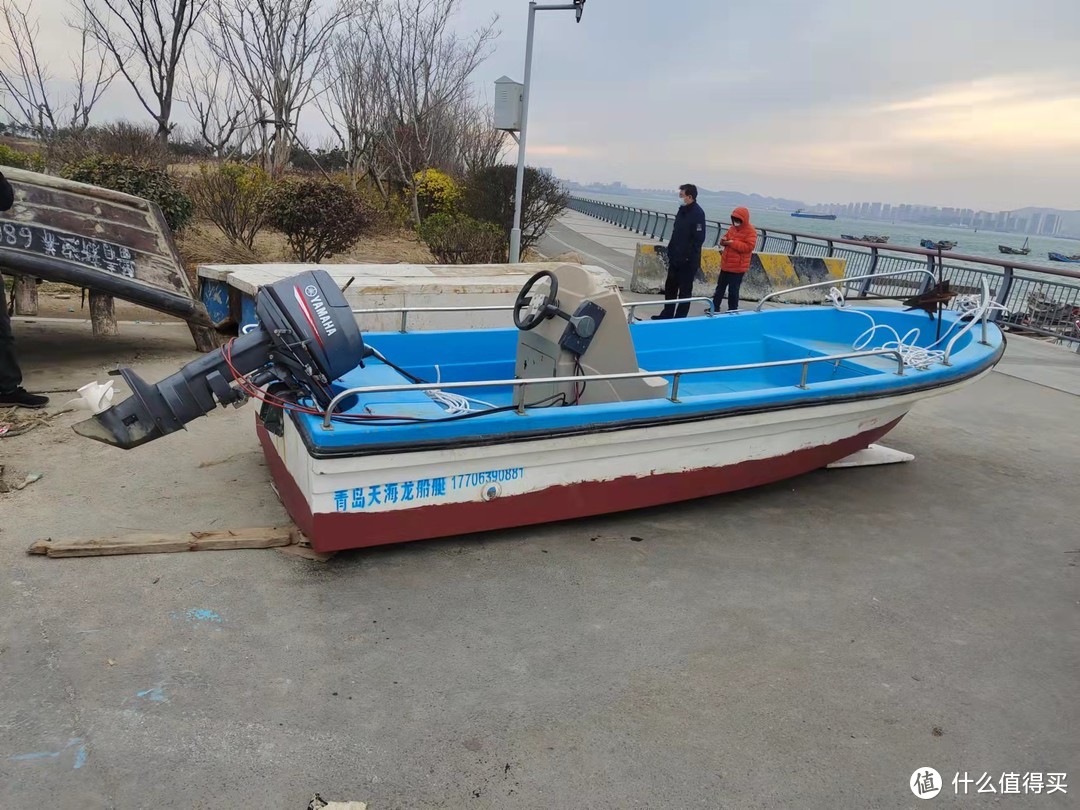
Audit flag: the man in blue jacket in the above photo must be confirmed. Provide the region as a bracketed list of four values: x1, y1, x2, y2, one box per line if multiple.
[652, 184, 707, 319]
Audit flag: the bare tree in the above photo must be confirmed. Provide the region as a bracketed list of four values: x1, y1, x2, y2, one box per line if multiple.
[79, 0, 208, 143]
[457, 101, 508, 175]
[208, 0, 349, 176]
[0, 0, 114, 137]
[180, 41, 252, 157]
[367, 0, 498, 223]
[317, 3, 389, 192]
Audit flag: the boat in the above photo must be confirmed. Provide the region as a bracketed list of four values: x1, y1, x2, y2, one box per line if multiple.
[0, 166, 219, 350]
[998, 237, 1030, 256]
[75, 264, 1005, 554]
[921, 239, 957, 251]
[841, 234, 889, 243]
[791, 209, 837, 220]
[1048, 251, 1080, 263]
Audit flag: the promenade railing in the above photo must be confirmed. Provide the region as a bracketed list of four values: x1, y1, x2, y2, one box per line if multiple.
[568, 196, 1080, 343]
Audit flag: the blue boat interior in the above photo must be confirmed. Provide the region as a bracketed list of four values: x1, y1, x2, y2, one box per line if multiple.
[293, 304, 1004, 451]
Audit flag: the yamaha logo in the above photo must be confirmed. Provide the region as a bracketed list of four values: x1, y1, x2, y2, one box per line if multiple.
[304, 284, 318, 297]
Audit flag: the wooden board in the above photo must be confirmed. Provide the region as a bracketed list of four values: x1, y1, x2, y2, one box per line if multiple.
[28, 526, 297, 558]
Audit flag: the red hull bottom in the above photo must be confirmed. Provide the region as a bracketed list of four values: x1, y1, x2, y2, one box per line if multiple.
[256, 417, 903, 553]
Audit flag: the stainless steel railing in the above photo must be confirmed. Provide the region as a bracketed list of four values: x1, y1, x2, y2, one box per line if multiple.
[569, 196, 1080, 343]
[320, 348, 906, 428]
[350, 297, 718, 331]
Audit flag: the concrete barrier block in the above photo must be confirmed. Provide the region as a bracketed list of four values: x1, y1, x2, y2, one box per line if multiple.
[630, 244, 846, 303]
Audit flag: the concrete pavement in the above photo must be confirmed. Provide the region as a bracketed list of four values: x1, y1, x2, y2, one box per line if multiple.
[0, 302, 1077, 807]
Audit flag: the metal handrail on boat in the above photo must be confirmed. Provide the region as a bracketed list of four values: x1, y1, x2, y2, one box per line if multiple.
[754, 268, 939, 311]
[320, 348, 906, 428]
[350, 298, 717, 332]
[624, 297, 715, 322]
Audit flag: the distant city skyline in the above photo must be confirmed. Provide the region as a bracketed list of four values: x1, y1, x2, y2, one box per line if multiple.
[562, 178, 1078, 237]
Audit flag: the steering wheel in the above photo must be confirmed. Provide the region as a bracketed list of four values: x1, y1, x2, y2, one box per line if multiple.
[513, 270, 560, 331]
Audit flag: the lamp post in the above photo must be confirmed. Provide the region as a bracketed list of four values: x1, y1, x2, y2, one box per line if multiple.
[509, 0, 586, 264]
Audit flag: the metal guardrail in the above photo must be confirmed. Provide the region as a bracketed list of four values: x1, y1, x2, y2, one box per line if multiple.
[321, 348, 907, 427]
[569, 196, 1080, 343]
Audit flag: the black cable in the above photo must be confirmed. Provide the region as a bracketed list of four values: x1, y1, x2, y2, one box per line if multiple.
[326, 391, 569, 427]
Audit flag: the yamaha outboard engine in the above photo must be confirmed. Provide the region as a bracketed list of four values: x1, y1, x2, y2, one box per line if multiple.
[73, 269, 366, 449]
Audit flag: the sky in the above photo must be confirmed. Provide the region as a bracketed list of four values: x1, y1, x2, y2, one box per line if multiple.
[10, 0, 1080, 211]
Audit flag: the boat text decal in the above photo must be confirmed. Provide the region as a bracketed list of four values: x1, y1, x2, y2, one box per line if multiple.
[333, 467, 525, 512]
[0, 220, 138, 278]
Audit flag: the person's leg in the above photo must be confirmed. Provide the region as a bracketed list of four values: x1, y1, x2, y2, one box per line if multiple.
[0, 277, 48, 407]
[713, 271, 731, 312]
[0, 277, 23, 393]
[674, 262, 696, 318]
[728, 272, 745, 311]
[653, 266, 680, 319]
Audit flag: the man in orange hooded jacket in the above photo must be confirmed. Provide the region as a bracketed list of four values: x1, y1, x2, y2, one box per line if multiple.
[713, 206, 757, 312]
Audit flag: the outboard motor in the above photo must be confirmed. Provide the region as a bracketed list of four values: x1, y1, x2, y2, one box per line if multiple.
[73, 270, 367, 449]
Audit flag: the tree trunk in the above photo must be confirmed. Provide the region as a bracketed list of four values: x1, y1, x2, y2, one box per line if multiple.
[13, 276, 38, 316]
[89, 291, 118, 337]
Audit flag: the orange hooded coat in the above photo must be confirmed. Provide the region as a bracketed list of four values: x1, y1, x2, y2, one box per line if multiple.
[720, 207, 757, 273]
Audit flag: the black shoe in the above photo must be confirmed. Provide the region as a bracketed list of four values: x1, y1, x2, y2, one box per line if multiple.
[0, 387, 49, 409]
[650, 314, 669, 321]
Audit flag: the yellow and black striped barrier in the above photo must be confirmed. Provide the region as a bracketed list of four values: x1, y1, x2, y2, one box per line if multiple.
[630, 244, 846, 303]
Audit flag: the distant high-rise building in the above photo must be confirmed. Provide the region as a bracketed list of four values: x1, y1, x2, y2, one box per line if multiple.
[1041, 214, 1061, 236]
[859, 202, 871, 218]
[870, 202, 882, 219]
[1028, 214, 1043, 235]
[882, 203, 892, 219]
[1015, 217, 1028, 233]
[995, 212, 1009, 231]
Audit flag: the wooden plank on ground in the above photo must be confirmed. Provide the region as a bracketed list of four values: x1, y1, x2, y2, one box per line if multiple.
[28, 526, 297, 558]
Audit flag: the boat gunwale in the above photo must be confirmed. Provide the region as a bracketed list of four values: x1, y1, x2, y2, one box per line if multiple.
[290, 338, 1005, 460]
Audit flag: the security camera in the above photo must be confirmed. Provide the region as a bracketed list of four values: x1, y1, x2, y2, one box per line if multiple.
[574, 0, 585, 23]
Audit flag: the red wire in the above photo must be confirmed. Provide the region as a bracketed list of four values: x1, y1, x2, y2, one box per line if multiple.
[220, 338, 411, 422]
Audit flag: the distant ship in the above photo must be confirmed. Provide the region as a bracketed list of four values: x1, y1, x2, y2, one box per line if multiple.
[791, 209, 837, 220]
[842, 234, 890, 244]
[1048, 251, 1080, 263]
[921, 239, 957, 251]
[998, 238, 1030, 256]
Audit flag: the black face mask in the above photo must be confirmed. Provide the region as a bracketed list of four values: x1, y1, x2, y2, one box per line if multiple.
[732, 220, 743, 226]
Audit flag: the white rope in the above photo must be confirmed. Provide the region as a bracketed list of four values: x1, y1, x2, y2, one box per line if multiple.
[425, 364, 497, 415]
[365, 347, 496, 415]
[826, 286, 1007, 370]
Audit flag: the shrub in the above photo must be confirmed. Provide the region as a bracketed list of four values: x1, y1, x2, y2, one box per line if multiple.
[0, 143, 45, 172]
[418, 213, 506, 264]
[267, 180, 373, 263]
[189, 162, 273, 249]
[62, 156, 195, 232]
[463, 165, 568, 257]
[92, 121, 170, 166]
[413, 168, 461, 220]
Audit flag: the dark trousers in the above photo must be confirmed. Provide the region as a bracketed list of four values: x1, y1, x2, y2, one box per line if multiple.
[658, 259, 697, 319]
[713, 270, 745, 312]
[0, 277, 23, 393]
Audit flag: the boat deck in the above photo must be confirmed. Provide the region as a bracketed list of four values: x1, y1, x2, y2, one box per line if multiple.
[297, 307, 999, 452]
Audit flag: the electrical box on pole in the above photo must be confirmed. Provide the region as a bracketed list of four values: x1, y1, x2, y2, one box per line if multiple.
[494, 76, 524, 132]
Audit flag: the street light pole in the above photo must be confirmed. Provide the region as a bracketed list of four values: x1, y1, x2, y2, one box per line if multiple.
[509, 2, 584, 264]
